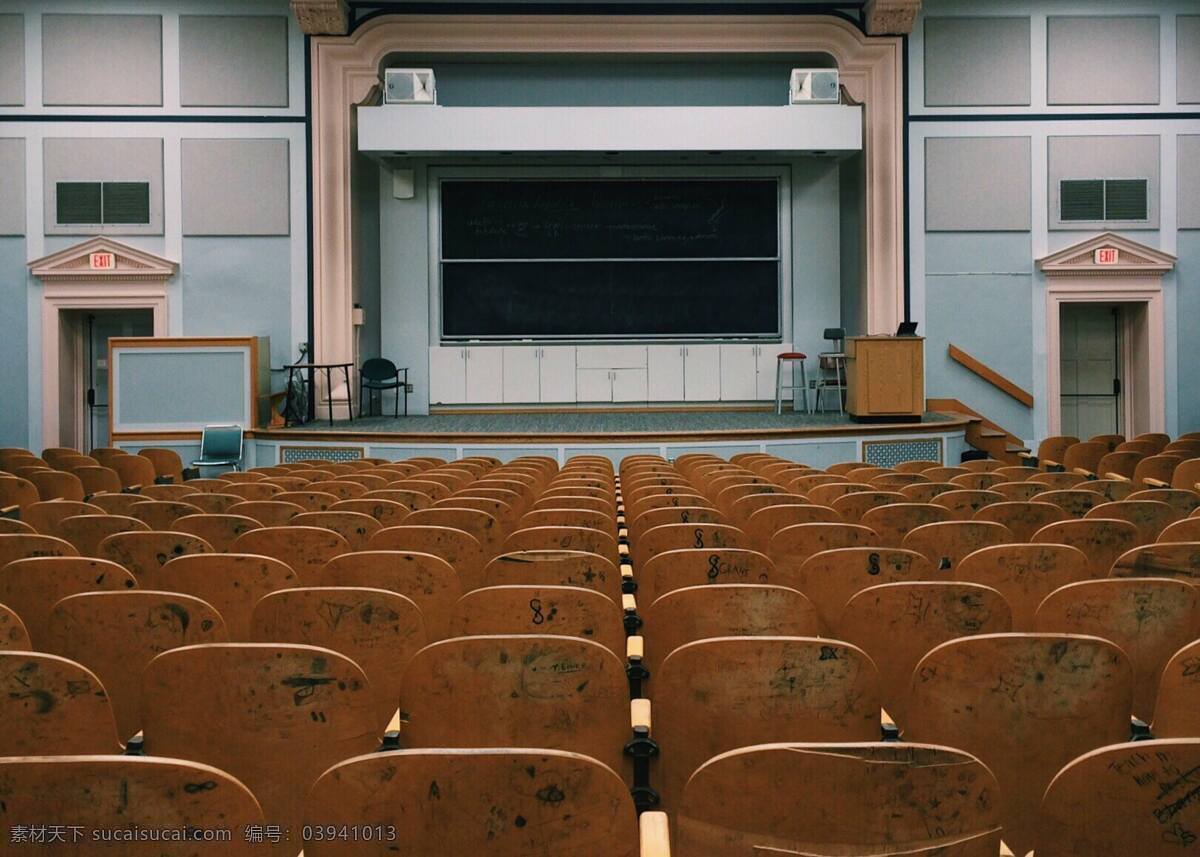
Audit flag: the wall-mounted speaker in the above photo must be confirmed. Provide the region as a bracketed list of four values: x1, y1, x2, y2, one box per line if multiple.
[790, 69, 840, 104]
[392, 168, 415, 199]
[384, 68, 436, 104]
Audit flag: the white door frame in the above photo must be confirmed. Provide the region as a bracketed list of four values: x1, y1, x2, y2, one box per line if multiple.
[1045, 281, 1163, 437]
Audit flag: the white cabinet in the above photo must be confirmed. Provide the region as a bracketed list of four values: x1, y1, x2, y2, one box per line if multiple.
[647, 346, 685, 401]
[683, 345, 721, 401]
[757, 342, 797, 400]
[501, 347, 540, 403]
[719, 345, 759, 401]
[612, 368, 649, 402]
[539, 346, 576, 402]
[577, 368, 615, 402]
[464, 346, 502, 403]
[429, 347, 467, 404]
[576, 367, 648, 402]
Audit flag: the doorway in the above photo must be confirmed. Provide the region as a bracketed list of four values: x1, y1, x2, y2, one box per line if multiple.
[58, 309, 154, 451]
[1059, 303, 1123, 439]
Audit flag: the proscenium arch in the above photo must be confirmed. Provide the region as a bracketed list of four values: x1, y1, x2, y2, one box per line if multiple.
[310, 14, 904, 409]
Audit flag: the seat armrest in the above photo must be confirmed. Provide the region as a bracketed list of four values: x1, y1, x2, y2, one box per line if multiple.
[880, 708, 900, 742]
[1071, 467, 1096, 479]
[121, 485, 143, 494]
[380, 708, 403, 751]
[622, 593, 643, 634]
[1144, 478, 1170, 488]
[631, 698, 652, 733]
[1041, 459, 1063, 472]
[0, 505, 18, 520]
[639, 811, 671, 857]
[621, 560, 637, 594]
[1105, 472, 1131, 483]
[124, 732, 145, 756]
[626, 699, 659, 812]
[1018, 452, 1037, 467]
[1131, 716, 1153, 741]
[626, 635, 649, 698]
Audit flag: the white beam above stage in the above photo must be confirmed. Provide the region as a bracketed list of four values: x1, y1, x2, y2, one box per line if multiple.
[356, 104, 862, 156]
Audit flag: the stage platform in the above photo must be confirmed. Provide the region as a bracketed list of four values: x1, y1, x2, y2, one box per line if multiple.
[220, 409, 974, 470]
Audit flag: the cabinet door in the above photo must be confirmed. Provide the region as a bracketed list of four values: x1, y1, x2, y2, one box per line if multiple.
[464, 347, 503, 403]
[647, 345, 685, 402]
[539, 346, 577, 403]
[428, 348, 466, 404]
[683, 345, 721, 401]
[576, 345, 647, 369]
[576, 368, 613, 402]
[756, 342, 795, 400]
[612, 368, 648, 403]
[502, 347, 540, 404]
[719, 345, 758, 401]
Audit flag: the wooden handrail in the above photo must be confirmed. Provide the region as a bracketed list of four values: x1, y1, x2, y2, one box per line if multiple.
[947, 344, 1034, 408]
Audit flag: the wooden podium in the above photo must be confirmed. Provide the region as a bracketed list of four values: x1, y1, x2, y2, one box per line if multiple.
[844, 336, 925, 421]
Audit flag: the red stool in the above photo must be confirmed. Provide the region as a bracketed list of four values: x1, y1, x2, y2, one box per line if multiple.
[775, 352, 809, 414]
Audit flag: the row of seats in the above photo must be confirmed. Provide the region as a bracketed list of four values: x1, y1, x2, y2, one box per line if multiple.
[2, 438, 1200, 853]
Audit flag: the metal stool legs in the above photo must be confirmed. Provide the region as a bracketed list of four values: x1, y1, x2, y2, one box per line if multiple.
[775, 357, 809, 415]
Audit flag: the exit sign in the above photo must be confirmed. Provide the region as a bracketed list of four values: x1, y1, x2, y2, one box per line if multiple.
[1095, 247, 1120, 265]
[89, 252, 115, 270]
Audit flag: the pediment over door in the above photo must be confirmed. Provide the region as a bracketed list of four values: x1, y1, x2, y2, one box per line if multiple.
[1036, 232, 1177, 279]
[28, 237, 178, 283]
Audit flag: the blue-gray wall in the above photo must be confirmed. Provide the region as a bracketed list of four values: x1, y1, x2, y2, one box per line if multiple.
[0, 238, 28, 447]
[1178, 232, 1200, 432]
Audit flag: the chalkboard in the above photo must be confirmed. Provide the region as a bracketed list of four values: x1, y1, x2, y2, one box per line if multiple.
[439, 178, 781, 340]
[441, 179, 778, 259]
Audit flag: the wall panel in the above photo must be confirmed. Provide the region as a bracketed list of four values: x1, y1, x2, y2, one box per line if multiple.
[1047, 16, 1159, 106]
[926, 137, 1031, 231]
[42, 14, 162, 106]
[179, 15, 289, 107]
[924, 17, 1030, 107]
[181, 139, 290, 236]
[0, 139, 25, 236]
[1047, 135, 1160, 231]
[43, 137, 164, 235]
[0, 15, 23, 106]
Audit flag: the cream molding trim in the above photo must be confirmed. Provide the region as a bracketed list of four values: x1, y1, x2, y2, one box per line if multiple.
[309, 14, 905, 411]
[864, 0, 923, 36]
[28, 237, 179, 283]
[1037, 231, 1178, 278]
[291, 0, 349, 36]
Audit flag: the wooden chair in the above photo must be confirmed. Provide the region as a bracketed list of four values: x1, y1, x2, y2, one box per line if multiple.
[406, 507, 503, 558]
[99, 530, 213, 584]
[827, 461, 871, 476]
[44, 590, 227, 741]
[156, 553, 298, 641]
[1032, 517, 1141, 578]
[291, 510, 382, 551]
[1038, 739, 1200, 856]
[768, 523, 879, 577]
[502, 526, 619, 563]
[319, 550, 460, 640]
[1037, 488, 1105, 517]
[1029, 470, 1089, 489]
[370, 525, 485, 592]
[1158, 517, 1200, 542]
[141, 643, 378, 848]
[921, 466, 970, 483]
[331, 497, 410, 528]
[390, 478, 452, 502]
[57, 514, 148, 556]
[227, 499, 305, 527]
[217, 469, 268, 484]
[1095, 450, 1142, 481]
[676, 742, 1002, 857]
[0, 756, 264, 856]
[26, 469, 85, 502]
[231, 525, 349, 576]
[138, 483, 198, 501]
[19, 499, 102, 535]
[481, 549, 621, 602]
[85, 491, 153, 517]
[900, 521, 1014, 573]
[790, 473, 848, 494]
[955, 543, 1093, 630]
[449, 584, 624, 656]
[932, 489, 1005, 520]
[1114, 439, 1156, 456]
[742, 504, 842, 550]
[1151, 640, 1200, 736]
[1171, 457, 1200, 490]
[70, 466, 123, 497]
[949, 472, 1006, 491]
[1076, 477, 1136, 502]
[519, 507, 615, 535]
[641, 548, 777, 603]
[305, 748, 641, 857]
[0, 556, 136, 648]
[972, 500, 1069, 541]
[0, 475, 43, 513]
[629, 506, 727, 544]
[871, 472, 932, 490]
[654, 637, 881, 806]
[839, 581, 1013, 726]
[642, 584, 819, 675]
[305, 480, 367, 501]
[1132, 454, 1181, 489]
[0, 601, 30, 649]
[1128, 487, 1200, 520]
[990, 481, 1049, 503]
[137, 448, 185, 483]
[0, 517, 34, 535]
[793, 547, 935, 633]
[0, 651, 122, 754]
[961, 459, 1004, 473]
[1110, 542, 1200, 584]
[224, 481, 285, 501]
[274, 489, 341, 512]
[895, 459, 944, 473]
[802, 482, 871, 507]
[1061, 440, 1107, 476]
[251, 585, 426, 729]
[1085, 499, 1179, 544]
[51, 453, 98, 471]
[0, 532, 78, 567]
[1035, 577, 1200, 720]
[905, 633, 1132, 857]
[109, 454, 159, 490]
[398, 635, 630, 777]
[178, 477, 234, 494]
[830, 490, 907, 522]
[261, 475, 311, 491]
[859, 503, 954, 548]
[172, 513, 261, 551]
[127, 499, 204, 530]
[529, 493, 612, 516]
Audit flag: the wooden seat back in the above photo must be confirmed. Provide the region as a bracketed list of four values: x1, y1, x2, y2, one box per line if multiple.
[226, 499, 305, 526]
[1038, 739, 1200, 856]
[1062, 440, 1107, 474]
[1036, 577, 1199, 719]
[405, 507, 503, 557]
[305, 748, 638, 857]
[400, 635, 629, 775]
[1032, 517, 1141, 578]
[98, 530, 213, 583]
[291, 510, 382, 550]
[1029, 470, 1088, 489]
[142, 643, 377, 843]
[44, 590, 226, 740]
[1128, 487, 1200, 520]
[157, 553, 298, 640]
[138, 483, 199, 501]
[949, 472, 1006, 491]
[839, 581, 1013, 725]
[71, 466, 122, 496]
[330, 497, 410, 528]
[655, 636, 881, 806]
[830, 490, 907, 522]
[19, 499, 102, 535]
[273, 489, 341, 511]
[1133, 454, 1181, 488]
[972, 500, 1069, 541]
[954, 543, 1092, 630]
[0, 556, 135, 648]
[251, 586, 426, 729]
[0, 532, 79, 566]
[138, 448, 185, 482]
[0, 756, 264, 855]
[742, 504, 841, 550]
[769, 523, 880, 577]
[794, 547, 935, 633]
[109, 454, 159, 490]
[502, 526, 618, 564]
[57, 514, 147, 556]
[860, 503, 954, 548]
[1085, 499, 1179, 544]
[1110, 541, 1200, 584]
[369, 525, 484, 591]
[900, 521, 1014, 573]
[27, 469, 85, 502]
[932, 489, 1005, 520]
[230, 525, 349, 575]
[518, 507, 615, 534]
[177, 491, 242, 514]
[1096, 450, 1142, 480]
[0, 601, 29, 649]
[0, 651, 122, 753]
[128, 499, 204, 530]
[641, 548, 776, 602]
[480, 549, 620, 601]
[1151, 640, 1200, 737]
[629, 506, 727, 544]
[676, 742, 1001, 857]
[990, 480, 1049, 502]
[906, 633, 1132, 856]
[642, 584, 819, 674]
[1077, 477, 1136, 502]
[1037, 488, 1104, 517]
[1170, 457, 1200, 490]
[172, 513, 261, 551]
[1158, 518, 1200, 543]
[449, 584, 623, 656]
[318, 550, 460, 640]
[224, 481, 285, 501]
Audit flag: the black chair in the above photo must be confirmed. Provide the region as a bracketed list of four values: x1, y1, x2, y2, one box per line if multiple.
[359, 358, 408, 417]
